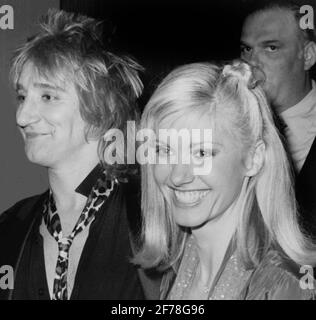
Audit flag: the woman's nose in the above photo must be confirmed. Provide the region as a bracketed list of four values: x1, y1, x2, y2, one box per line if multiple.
[170, 163, 195, 187]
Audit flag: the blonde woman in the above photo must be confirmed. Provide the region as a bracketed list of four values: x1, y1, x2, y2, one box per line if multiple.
[135, 61, 316, 300]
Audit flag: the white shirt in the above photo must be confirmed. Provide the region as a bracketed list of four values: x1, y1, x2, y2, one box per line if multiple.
[280, 81, 316, 172]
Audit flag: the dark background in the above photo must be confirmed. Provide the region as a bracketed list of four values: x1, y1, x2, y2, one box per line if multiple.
[61, 0, 246, 104]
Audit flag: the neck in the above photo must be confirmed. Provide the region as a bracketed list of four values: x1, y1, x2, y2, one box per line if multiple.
[276, 77, 313, 113]
[191, 203, 238, 285]
[48, 154, 99, 213]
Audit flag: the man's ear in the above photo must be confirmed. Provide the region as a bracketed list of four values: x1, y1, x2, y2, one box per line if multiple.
[304, 41, 316, 71]
[245, 140, 265, 177]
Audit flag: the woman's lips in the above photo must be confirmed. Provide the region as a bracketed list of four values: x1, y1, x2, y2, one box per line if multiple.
[173, 189, 210, 205]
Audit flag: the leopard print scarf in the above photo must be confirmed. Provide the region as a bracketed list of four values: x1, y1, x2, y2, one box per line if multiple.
[43, 171, 116, 300]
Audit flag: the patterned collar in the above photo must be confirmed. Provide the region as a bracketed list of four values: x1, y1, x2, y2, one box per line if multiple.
[43, 167, 117, 300]
[75, 164, 130, 197]
[75, 163, 106, 197]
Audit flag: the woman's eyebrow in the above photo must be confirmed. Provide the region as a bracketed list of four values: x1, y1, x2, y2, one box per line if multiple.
[191, 141, 222, 146]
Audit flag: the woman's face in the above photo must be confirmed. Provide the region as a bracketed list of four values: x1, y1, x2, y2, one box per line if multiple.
[153, 111, 251, 229]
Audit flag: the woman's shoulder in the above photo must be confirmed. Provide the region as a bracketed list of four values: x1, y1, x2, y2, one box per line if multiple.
[242, 250, 316, 300]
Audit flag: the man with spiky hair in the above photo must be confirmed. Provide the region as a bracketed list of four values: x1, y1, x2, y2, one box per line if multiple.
[0, 9, 158, 300]
[240, 0, 316, 238]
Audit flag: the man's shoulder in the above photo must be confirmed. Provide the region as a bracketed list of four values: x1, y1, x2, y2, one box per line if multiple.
[121, 174, 140, 194]
[118, 175, 141, 246]
[0, 192, 47, 224]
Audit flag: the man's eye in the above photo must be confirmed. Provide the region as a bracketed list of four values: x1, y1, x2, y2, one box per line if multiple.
[16, 94, 25, 103]
[42, 93, 58, 102]
[240, 46, 251, 54]
[266, 45, 278, 52]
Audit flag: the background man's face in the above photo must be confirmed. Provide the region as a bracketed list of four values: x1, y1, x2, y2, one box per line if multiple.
[240, 8, 306, 112]
[16, 62, 91, 169]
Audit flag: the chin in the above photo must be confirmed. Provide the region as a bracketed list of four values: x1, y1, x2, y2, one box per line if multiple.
[27, 157, 51, 167]
[25, 150, 52, 167]
[172, 207, 208, 229]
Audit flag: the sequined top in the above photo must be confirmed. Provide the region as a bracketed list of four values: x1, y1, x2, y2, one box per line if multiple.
[160, 236, 316, 300]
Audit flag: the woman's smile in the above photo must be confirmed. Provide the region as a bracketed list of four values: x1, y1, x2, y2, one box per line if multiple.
[172, 188, 211, 206]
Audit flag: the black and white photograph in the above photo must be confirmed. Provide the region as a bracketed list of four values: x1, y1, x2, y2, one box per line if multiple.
[0, 0, 316, 308]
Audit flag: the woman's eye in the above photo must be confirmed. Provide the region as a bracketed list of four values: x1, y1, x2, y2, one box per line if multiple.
[194, 149, 213, 158]
[42, 94, 53, 101]
[192, 148, 219, 160]
[198, 150, 207, 158]
[156, 145, 170, 155]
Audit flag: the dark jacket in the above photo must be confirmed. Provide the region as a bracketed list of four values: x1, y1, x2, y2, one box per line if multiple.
[296, 137, 316, 239]
[0, 176, 160, 300]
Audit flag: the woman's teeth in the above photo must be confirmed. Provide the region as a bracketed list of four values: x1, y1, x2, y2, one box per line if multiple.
[174, 190, 209, 204]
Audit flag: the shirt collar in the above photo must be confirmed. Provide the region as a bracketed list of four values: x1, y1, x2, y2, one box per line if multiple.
[281, 80, 316, 118]
[75, 163, 105, 197]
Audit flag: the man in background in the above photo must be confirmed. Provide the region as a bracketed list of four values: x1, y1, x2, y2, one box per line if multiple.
[240, 0, 316, 236]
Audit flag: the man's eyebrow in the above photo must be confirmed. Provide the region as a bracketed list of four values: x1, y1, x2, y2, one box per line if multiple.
[34, 82, 65, 91]
[240, 40, 251, 47]
[16, 82, 65, 92]
[261, 40, 281, 45]
[240, 39, 282, 47]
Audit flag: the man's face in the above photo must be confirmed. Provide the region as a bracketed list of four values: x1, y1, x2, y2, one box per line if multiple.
[16, 62, 92, 169]
[240, 8, 306, 112]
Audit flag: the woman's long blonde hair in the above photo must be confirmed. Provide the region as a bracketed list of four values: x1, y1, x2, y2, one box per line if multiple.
[134, 61, 316, 271]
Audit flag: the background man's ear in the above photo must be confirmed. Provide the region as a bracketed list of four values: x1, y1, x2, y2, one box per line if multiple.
[304, 41, 316, 71]
[245, 141, 265, 177]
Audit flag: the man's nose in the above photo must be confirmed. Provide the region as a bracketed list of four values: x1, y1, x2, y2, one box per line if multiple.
[170, 163, 195, 187]
[16, 98, 40, 128]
